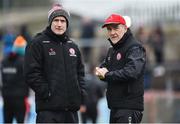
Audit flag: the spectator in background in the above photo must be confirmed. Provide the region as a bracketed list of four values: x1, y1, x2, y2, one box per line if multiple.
[135, 26, 148, 44]
[95, 14, 146, 123]
[136, 26, 152, 90]
[24, 4, 86, 123]
[80, 65, 104, 123]
[0, 28, 4, 58]
[1, 35, 29, 123]
[148, 24, 165, 65]
[81, 17, 95, 63]
[0, 28, 3, 41]
[19, 24, 32, 44]
[2, 26, 16, 57]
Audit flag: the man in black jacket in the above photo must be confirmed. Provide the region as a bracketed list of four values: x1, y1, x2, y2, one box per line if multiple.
[24, 4, 86, 123]
[1, 35, 29, 123]
[80, 66, 104, 123]
[95, 14, 146, 123]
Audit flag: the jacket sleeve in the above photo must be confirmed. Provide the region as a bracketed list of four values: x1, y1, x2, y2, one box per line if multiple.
[98, 48, 112, 82]
[104, 46, 146, 82]
[24, 41, 50, 100]
[76, 48, 86, 104]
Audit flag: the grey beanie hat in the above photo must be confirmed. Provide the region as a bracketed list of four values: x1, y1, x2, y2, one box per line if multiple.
[48, 4, 70, 27]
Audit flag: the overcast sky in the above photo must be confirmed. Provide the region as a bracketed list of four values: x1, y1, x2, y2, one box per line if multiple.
[56, 0, 179, 20]
[61, 0, 126, 20]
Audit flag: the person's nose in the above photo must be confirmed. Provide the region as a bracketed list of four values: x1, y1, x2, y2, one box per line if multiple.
[110, 29, 116, 35]
[57, 21, 62, 26]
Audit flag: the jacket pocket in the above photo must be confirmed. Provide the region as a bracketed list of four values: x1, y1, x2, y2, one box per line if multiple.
[35, 83, 49, 100]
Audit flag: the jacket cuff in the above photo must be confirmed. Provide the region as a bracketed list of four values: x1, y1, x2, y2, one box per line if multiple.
[104, 72, 112, 82]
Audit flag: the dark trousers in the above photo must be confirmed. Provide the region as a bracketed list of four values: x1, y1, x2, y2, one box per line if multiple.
[3, 96, 26, 123]
[81, 107, 97, 123]
[36, 110, 78, 123]
[110, 109, 143, 123]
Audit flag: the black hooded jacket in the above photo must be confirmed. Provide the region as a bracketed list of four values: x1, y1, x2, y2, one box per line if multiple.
[1, 53, 29, 97]
[100, 29, 146, 111]
[24, 26, 86, 112]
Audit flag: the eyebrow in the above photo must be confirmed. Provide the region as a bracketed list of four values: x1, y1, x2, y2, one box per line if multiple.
[53, 18, 66, 21]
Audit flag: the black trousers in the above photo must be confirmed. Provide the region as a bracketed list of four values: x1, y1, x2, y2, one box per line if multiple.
[110, 109, 143, 123]
[81, 106, 97, 123]
[3, 96, 26, 123]
[36, 110, 78, 123]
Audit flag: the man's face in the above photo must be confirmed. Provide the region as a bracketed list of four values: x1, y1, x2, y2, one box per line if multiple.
[106, 24, 127, 44]
[51, 16, 67, 35]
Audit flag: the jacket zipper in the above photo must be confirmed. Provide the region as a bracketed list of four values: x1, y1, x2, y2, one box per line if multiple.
[60, 42, 68, 109]
[109, 49, 115, 67]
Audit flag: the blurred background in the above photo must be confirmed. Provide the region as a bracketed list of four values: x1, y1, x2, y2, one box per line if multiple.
[0, 0, 180, 123]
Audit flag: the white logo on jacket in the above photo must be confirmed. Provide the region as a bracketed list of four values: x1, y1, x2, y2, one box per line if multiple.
[2, 68, 17, 74]
[69, 48, 77, 57]
[49, 48, 56, 56]
[43, 41, 50, 43]
[116, 53, 122, 60]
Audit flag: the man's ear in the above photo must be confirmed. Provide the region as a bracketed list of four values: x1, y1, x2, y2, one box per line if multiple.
[124, 26, 128, 33]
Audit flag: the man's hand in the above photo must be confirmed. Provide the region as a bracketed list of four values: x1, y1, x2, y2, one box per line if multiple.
[95, 67, 109, 79]
[79, 105, 86, 113]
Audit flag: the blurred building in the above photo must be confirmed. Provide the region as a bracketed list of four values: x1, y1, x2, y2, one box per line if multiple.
[60, 0, 180, 27]
[116, 0, 180, 27]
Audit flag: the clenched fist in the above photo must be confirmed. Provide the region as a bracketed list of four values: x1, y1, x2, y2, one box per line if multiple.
[95, 67, 108, 79]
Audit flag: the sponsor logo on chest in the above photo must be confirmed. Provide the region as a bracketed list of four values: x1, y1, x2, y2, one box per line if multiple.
[2, 67, 17, 74]
[43, 40, 50, 43]
[108, 52, 122, 61]
[48, 48, 56, 56]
